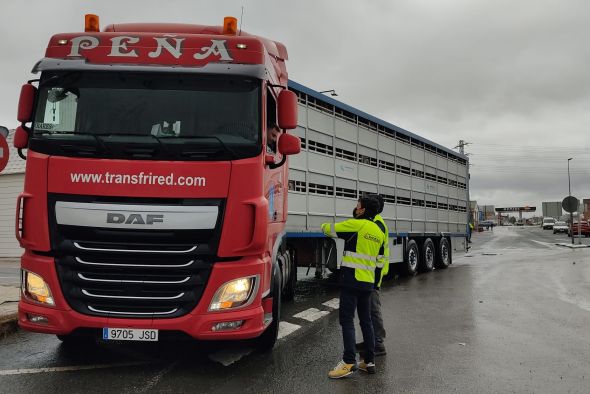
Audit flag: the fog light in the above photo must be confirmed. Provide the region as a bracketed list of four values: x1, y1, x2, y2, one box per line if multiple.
[27, 314, 49, 325]
[212, 320, 244, 331]
[22, 270, 55, 306]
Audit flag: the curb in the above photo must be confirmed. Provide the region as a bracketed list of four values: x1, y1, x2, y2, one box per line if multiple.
[555, 243, 590, 249]
[0, 312, 18, 339]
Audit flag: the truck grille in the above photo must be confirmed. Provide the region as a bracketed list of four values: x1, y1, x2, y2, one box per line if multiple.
[55, 252, 212, 318]
[48, 194, 224, 319]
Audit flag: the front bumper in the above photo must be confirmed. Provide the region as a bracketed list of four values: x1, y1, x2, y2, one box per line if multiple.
[18, 252, 272, 340]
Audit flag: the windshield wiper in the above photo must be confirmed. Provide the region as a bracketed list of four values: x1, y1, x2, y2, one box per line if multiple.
[179, 135, 238, 159]
[40, 131, 112, 156]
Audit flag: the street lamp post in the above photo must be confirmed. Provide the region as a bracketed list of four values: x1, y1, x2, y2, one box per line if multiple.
[568, 158, 574, 245]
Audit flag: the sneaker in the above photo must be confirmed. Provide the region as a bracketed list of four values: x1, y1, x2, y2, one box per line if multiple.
[328, 360, 357, 379]
[358, 360, 376, 374]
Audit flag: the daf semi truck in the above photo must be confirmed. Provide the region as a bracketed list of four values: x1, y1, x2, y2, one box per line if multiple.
[2, 15, 469, 349]
[9, 15, 300, 350]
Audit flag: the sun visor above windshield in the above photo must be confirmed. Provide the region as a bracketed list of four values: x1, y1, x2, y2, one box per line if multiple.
[32, 58, 268, 79]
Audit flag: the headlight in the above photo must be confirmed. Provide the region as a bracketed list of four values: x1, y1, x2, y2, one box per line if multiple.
[22, 270, 55, 306]
[209, 276, 257, 311]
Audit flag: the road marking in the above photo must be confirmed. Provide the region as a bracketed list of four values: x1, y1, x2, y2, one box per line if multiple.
[531, 240, 556, 248]
[293, 308, 330, 322]
[277, 321, 301, 339]
[0, 362, 147, 376]
[322, 298, 339, 309]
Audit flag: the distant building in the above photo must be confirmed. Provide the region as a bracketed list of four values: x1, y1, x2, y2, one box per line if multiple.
[480, 205, 496, 222]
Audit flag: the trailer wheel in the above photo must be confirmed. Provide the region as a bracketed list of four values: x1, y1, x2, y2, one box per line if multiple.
[419, 238, 435, 272]
[404, 240, 419, 276]
[434, 238, 451, 269]
[255, 270, 281, 352]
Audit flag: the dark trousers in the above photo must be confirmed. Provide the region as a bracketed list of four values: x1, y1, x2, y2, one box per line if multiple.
[339, 287, 374, 364]
[371, 289, 386, 346]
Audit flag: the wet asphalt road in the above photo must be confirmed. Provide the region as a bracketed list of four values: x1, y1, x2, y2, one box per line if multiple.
[0, 227, 589, 393]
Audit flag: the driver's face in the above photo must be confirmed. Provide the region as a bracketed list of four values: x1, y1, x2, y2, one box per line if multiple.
[268, 127, 279, 143]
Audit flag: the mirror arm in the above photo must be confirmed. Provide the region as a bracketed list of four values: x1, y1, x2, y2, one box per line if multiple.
[18, 148, 27, 161]
[268, 155, 286, 170]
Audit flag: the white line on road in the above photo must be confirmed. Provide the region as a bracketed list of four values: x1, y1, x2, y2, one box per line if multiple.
[530, 240, 557, 248]
[322, 298, 339, 309]
[277, 321, 301, 339]
[0, 362, 147, 376]
[293, 308, 330, 322]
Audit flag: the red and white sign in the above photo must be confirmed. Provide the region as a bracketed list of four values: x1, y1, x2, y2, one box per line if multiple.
[0, 137, 9, 173]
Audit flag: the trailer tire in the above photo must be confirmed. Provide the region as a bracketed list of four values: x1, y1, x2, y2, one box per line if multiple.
[255, 270, 281, 352]
[434, 238, 451, 269]
[419, 238, 435, 272]
[404, 240, 419, 276]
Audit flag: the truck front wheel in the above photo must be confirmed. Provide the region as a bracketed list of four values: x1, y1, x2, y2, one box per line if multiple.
[255, 270, 281, 352]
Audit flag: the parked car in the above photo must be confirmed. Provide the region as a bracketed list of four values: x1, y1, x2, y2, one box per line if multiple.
[553, 221, 568, 234]
[542, 217, 556, 230]
[568, 221, 590, 237]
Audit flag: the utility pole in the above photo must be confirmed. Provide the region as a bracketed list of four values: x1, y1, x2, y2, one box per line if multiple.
[455, 140, 470, 155]
[568, 158, 574, 245]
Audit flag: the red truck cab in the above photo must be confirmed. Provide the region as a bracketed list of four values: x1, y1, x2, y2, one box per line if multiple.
[12, 15, 299, 349]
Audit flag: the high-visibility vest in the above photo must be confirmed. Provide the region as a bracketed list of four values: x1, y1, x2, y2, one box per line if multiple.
[374, 214, 390, 288]
[321, 218, 384, 291]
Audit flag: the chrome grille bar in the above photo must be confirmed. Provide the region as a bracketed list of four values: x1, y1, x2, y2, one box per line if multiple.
[88, 306, 178, 316]
[75, 257, 195, 268]
[82, 289, 185, 300]
[74, 242, 198, 254]
[78, 273, 191, 284]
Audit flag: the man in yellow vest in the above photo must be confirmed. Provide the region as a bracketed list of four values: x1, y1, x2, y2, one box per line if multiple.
[321, 197, 385, 379]
[356, 194, 389, 357]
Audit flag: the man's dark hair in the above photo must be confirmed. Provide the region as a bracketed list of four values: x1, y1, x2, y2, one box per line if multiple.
[359, 196, 379, 219]
[368, 194, 384, 214]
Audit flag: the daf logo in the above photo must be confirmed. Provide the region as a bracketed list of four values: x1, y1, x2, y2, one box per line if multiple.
[106, 213, 164, 225]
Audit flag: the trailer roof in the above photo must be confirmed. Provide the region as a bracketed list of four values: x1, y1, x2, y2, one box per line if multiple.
[288, 80, 468, 162]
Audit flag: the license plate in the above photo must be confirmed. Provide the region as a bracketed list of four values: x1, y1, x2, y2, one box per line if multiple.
[103, 328, 159, 341]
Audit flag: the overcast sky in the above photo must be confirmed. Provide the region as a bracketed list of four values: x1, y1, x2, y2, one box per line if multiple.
[1, 0, 588, 214]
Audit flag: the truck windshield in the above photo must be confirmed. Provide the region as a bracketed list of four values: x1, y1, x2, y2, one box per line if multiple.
[30, 71, 261, 160]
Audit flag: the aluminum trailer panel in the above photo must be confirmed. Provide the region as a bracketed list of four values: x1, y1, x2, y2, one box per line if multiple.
[285, 80, 469, 237]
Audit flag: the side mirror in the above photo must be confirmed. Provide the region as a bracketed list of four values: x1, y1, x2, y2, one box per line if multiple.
[278, 133, 301, 156]
[277, 90, 298, 130]
[18, 84, 37, 123]
[14, 126, 29, 149]
[0, 126, 8, 139]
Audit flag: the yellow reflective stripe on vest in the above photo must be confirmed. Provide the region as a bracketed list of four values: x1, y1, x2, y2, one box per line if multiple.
[340, 261, 376, 272]
[343, 251, 377, 262]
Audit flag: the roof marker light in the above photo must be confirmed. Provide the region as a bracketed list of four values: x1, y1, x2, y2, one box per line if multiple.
[236, 43, 248, 49]
[58, 39, 68, 45]
[223, 16, 238, 35]
[85, 14, 100, 32]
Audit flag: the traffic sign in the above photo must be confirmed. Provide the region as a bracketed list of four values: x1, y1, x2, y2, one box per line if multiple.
[0, 136, 9, 173]
[562, 196, 579, 213]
